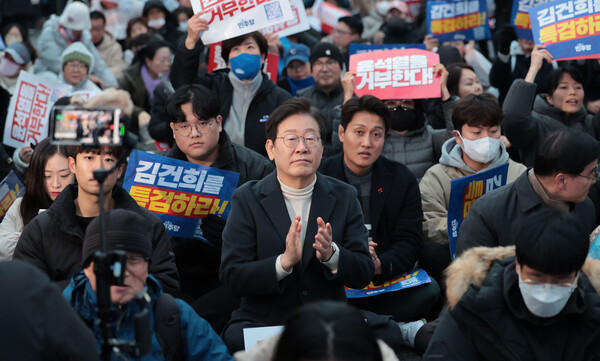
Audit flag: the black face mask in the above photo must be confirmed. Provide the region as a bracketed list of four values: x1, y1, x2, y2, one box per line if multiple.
[390, 107, 418, 131]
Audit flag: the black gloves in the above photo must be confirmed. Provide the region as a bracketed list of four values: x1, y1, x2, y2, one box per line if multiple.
[200, 214, 227, 248]
[496, 25, 517, 56]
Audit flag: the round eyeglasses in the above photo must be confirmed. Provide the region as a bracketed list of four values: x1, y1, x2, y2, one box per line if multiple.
[174, 119, 215, 137]
[276, 134, 321, 148]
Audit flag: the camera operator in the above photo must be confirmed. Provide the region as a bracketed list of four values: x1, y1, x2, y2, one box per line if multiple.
[63, 209, 233, 361]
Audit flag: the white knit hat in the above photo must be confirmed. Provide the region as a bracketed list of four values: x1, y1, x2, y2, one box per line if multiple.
[59, 2, 91, 31]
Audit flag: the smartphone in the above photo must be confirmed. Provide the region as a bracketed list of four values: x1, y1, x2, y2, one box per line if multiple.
[50, 106, 123, 146]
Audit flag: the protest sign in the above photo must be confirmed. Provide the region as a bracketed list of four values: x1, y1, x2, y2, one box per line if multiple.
[511, 0, 551, 40]
[207, 42, 279, 82]
[348, 43, 426, 56]
[317, 1, 352, 34]
[529, 0, 600, 60]
[191, 0, 294, 45]
[427, 0, 491, 42]
[3, 71, 72, 149]
[447, 163, 509, 259]
[349, 48, 441, 100]
[123, 150, 240, 246]
[405, 0, 423, 20]
[258, 0, 310, 38]
[345, 269, 432, 298]
[0, 171, 25, 222]
[243, 326, 284, 351]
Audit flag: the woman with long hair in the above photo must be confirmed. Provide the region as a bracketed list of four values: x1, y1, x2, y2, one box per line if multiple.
[0, 138, 74, 260]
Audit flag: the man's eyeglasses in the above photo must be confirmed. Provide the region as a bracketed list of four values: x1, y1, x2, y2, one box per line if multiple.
[313, 59, 338, 70]
[576, 169, 600, 182]
[174, 119, 215, 137]
[276, 134, 321, 148]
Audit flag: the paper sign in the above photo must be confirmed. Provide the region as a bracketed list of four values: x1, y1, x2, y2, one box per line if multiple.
[3, 71, 72, 149]
[243, 326, 284, 351]
[207, 42, 280, 82]
[345, 269, 432, 298]
[0, 171, 25, 222]
[191, 0, 294, 45]
[511, 0, 551, 40]
[427, 0, 492, 42]
[259, 0, 310, 38]
[447, 163, 509, 259]
[406, 0, 423, 20]
[348, 43, 426, 56]
[350, 49, 441, 100]
[529, 0, 600, 60]
[123, 150, 240, 246]
[317, 1, 352, 34]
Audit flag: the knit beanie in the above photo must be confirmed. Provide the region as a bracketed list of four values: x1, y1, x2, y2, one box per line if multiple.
[309, 42, 344, 69]
[81, 209, 152, 266]
[62, 50, 92, 72]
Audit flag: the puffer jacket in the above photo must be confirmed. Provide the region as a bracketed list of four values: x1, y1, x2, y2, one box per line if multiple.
[59, 42, 102, 94]
[424, 246, 600, 360]
[64, 271, 233, 361]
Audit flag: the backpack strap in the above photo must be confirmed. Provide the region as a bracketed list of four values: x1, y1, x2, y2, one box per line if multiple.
[154, 293, 184, 361]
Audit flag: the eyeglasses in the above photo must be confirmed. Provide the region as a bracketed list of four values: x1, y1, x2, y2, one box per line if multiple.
[313, 59, 339, 70]
[520, 278, 577, 290]
[65, 61, 88, 70]
[174, 119, 215, 137]
[576, 169, 600, 183]
[276, 134, 321, 148]
[333, 28, 353, 36]
[126, 255, 148, 270]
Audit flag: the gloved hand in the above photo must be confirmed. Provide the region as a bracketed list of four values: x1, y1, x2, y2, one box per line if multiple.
[496, 25, 517, 56]
[200, 214, 227, 248]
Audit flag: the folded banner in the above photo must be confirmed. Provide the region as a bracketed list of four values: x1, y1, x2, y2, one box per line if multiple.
[345, 269, 432, 298]
[426, 0, 491, 42]
[511, 0, 551, 41]
[258, 0, 310, 38]
[123, 150, 240, 246]
[447, 163, 509, 259]
[191, 0, 294, 45]
[348, 43, 426, 56]
[350, 48, 441, 100]
[0, 171, 25, 222]
[3, 71, 72, 149]
[529, 0, 600, 60]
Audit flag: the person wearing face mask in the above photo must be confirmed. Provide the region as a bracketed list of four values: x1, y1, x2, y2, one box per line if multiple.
[142, 0, 184, 53]
[33, 1, 118, 88]
[0, 42, 32, 94]
[170, 13, 291, 156]
[277, 43, 315, 96]
[424, 209, 600, 360]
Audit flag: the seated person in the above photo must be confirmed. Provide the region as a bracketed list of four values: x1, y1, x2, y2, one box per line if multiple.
[64, 209, 233, 361]
[419, 93, 526, 282]
[457, 129, 599, 256]
[277, 43, 315, 96]
[219, 98, 374, 352]
[319, 95, 439, 326]
[57, 42, 102, 95]
[424, 209, 600, 359]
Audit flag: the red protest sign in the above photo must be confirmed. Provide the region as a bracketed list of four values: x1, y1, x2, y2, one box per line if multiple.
[264, 52, 280, 84]
[318, 2, 351, 34]
[208, 43, 279, 83]
[350, 49, 441, 100]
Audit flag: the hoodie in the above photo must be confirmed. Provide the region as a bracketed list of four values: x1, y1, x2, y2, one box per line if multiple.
[438, 137, 509, 173]
[59, 42, 102, 95]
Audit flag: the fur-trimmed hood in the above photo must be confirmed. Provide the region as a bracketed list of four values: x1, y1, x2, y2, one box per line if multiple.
[445, 246, 600, 309]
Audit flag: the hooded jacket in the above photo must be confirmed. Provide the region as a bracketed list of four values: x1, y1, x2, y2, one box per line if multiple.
[59, 42, 102, 94]
[424, 246, 600, 360]
[34, 14, 118, 88]
[503, 79, 600, 167]
[13, 184, 180, 294]
[64, 270, 233, 361]
[419, 138, 527, 245]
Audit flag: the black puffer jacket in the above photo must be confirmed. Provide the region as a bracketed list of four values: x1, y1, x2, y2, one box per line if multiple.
[13, 184, 180, 294]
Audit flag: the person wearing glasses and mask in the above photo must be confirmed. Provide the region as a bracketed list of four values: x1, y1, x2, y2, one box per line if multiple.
[219, 98, 374, 353]
[425, 209, 600, 360]
[456, 129, 598, 256]
[163, 84, 274, 333]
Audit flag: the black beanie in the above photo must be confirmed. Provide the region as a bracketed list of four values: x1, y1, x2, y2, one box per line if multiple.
[81, 209, 152, 266]
[309, 42, 344, 69]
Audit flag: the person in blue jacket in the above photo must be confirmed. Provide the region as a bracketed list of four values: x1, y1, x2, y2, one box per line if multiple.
[63, 209, 233, 361]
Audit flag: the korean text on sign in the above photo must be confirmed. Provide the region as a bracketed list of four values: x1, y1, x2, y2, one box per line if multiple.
[511, 0, 552, 40]
[349, 49, 441, 100]
[530, 0, 600, 60]
[0, 171, 25, 222]
[123, 150, 240, 246]
[427, 0, 491, 41]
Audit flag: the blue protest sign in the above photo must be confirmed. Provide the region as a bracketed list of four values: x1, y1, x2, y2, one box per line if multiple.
[426, 0, 491, 42]
[345, 269, 432, 298]
[0, 170, 25, 222]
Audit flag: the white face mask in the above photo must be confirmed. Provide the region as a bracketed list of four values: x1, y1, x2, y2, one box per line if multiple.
[458, 132, 502, 164]
[518, 271, 578, 318]
[178, 21, 188, 32]
[376, 2, 390, 16]
[148, 18, 166, 29]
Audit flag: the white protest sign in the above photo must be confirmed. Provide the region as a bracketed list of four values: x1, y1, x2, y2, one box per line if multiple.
[243, 325, 284, 351]
[259, 0, 310, 38]
[3, 71, 72, 149]
[191, 0, 294, 45]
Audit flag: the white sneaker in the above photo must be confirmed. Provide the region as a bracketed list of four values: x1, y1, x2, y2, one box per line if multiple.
[397, 318, 426, 348]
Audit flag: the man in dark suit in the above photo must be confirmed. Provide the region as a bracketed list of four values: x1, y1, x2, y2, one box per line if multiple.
[219, 98, 374, 352]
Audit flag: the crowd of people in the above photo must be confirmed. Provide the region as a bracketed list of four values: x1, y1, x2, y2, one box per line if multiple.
[1, 0, 600, 360]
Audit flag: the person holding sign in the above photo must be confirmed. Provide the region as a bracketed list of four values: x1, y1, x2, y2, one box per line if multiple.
[219, 98, 374, 353]
[170, 12, 291, 157]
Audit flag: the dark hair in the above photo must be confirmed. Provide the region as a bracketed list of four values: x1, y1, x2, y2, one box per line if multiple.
[266, 98, 327, 145]
[166, 84, 220, 123]
[126, 17, 148, 40]
[452, 93, 502, 130]
[126, 32, 155, 53]
[1, 23, 38, 63]
[172, 6, 193, 20]
[220, 31, 268, 64]
[341, 95, 391, 132]
[89, 10, 106, 23]
[132, 38, 171, 66]
[66, 145, 127, 164]
[20, 138, 71, 225]
[515, 209, 589, 275]
[273, 301, 383, 361]
[338, 16, 364, 36]
[545, 66, 585, 97]
[534, 129, 600, 176]
[446, 63, 476, 97]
